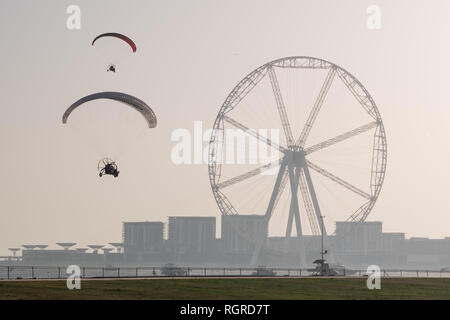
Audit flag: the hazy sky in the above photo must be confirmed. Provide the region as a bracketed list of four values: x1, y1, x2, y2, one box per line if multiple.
[1, 0, 450, 255]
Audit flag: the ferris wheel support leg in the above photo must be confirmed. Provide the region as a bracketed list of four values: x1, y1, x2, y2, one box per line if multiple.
[287, 165, 307, 268]
[285, 209, 294, 238]
[284, 211, 294, 255]
[285, 167, 301, 239]
[250, 161, 287, 266]
[302, 165, 336, 263]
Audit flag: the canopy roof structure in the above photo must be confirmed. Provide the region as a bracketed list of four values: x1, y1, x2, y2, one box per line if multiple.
[56, 243, 77, 250]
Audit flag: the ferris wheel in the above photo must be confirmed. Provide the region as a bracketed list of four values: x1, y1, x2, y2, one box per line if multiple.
[208, 56, 387, 266]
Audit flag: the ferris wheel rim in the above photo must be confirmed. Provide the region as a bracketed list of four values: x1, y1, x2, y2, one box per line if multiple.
[208, 56, 387, 227]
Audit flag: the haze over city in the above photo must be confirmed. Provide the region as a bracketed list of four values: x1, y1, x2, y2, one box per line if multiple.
[1, 0, 450, 257]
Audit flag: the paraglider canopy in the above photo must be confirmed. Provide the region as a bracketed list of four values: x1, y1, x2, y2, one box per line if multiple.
[62, 91, 157, 128]
[92, 33, 137, 52]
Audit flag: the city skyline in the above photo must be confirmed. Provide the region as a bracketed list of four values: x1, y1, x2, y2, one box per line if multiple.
[6, 218, 449, 271]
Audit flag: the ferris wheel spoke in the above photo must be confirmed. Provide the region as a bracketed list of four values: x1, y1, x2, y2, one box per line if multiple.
[272, 169, 289, 212]
[263, 161, 288, 220]
[296, 68, 336, 148]
[305, 121, 378, 154]
[216, 158, 283, 189]
[306, 160, 371, 200]
[250, 162, 289, 266]
[268, 67, 295, 146]
[223, 115, 287, 153]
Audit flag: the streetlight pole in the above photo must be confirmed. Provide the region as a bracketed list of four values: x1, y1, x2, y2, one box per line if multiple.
[321, 215, 325, 262]
[319, 215, 327, 276]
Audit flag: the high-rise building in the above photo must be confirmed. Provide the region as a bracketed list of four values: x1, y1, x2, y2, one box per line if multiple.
[382, 232, 405, 253]
[168, 217, 216, 254]
[221, 215, 267, 253]
[123, 222, 164, 253]
[335, 221, 383, 254]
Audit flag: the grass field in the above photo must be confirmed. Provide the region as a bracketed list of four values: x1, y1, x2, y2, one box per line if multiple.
[0, 277, 450, 300]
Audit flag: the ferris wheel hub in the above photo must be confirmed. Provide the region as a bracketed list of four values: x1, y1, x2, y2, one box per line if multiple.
[284, 149, 307, 168]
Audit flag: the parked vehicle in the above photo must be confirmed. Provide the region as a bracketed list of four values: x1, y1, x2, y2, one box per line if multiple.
[161, 263, 187, 276]
[252, 265, 276, 276]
